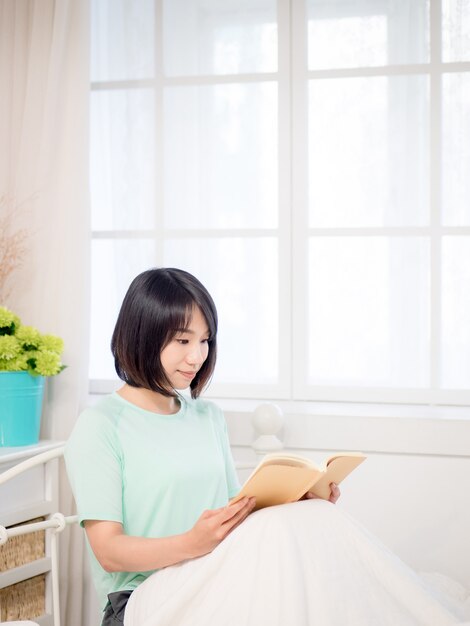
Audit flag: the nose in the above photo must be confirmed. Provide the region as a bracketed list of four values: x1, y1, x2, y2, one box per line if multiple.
[186, 343, 205, 366]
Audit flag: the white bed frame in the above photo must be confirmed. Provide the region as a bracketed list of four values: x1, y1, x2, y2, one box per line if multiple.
[0, 404, 284, 626]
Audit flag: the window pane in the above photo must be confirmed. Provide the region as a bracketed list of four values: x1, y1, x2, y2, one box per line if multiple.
[308, 0, 429, 70]
[89, 239, 157, 380]
[164, 83, 277, 229]
[91, 90, 156, 231]
[443, 0, 470, 62]
[441, 237, 470, 388]
[91, 0, 154, 81]
[163, 0, 277, 76]
[164, 238, 278, 384]
[308, 237, 430, 387]
[442, 73, 470, 226]
[308, 76, 429, 227]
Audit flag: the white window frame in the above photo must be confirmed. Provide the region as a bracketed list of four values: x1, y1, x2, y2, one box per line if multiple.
[90, 0, 470, 406]
[291, 0, 470, 405]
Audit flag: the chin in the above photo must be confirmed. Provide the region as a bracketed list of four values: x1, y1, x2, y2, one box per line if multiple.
[173, 381, 191, 391]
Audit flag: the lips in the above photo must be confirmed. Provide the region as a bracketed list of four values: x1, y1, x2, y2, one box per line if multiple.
[178, 370, 196, 380]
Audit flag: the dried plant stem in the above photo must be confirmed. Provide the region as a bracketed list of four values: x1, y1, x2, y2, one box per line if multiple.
[0, 195, 29, 302]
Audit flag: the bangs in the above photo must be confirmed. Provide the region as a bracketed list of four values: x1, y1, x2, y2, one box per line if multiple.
[162, 304, 193, 345]
[162, 301, 212, 347]
[163, 296, 216, 345]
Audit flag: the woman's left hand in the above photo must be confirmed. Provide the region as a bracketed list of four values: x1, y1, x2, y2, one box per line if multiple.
[302, 482, 341, 504]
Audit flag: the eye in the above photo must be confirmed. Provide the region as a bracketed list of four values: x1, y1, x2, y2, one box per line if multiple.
[177, 339, 189, 345]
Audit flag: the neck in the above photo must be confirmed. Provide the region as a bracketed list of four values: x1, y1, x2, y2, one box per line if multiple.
[117, 384, 180, 415]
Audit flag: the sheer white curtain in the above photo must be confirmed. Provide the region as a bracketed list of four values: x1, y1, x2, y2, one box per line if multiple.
[0, 1, 90, 624]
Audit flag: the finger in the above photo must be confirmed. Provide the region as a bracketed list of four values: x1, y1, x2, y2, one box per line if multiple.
[223, 497, 255, 527]
[305, 491, 320, 500]
[224, 498, 256, 534]
[329, 483, 341, 503]
[201, 498, 248, 521]
[218, 497, 250, 523]
[202, 500, 239, 518]
[202, 507, 226, 519]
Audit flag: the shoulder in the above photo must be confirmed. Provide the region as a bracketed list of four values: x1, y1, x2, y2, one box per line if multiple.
[183, 396, 225, 425]
[72, 394, 124, 432]
[184, 397, 227, 433]
[184, 395, 222, 415]
[65, 394, 125, 455]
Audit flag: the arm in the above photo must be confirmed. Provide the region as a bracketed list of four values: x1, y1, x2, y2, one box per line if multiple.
[85, 496, 256, 573]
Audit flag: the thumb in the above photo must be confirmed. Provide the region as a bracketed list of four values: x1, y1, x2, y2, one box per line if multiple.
[305, 491, 319, 499]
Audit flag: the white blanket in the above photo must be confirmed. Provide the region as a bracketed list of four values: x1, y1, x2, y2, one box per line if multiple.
[124, 500, 470, 626]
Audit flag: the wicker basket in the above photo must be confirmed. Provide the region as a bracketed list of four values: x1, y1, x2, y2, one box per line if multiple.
[0, 573, 45, 621]
[0, 517, 45, 572]
[0, 517, 47, 620]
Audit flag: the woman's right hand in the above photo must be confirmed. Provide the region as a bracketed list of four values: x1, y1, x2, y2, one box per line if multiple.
[186, 496, 256, 558]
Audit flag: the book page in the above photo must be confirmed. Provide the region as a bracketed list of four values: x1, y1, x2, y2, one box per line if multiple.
[233, 465, 323, 510]
[310, 454, 366, 500]
[260, 456, 318, 470]
[240, 453, 319, 487]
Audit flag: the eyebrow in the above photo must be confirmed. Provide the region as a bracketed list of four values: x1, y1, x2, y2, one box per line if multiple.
[174, 328, 210, 336]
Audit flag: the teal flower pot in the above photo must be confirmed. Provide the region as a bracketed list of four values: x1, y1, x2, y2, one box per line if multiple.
[0, 371, 45, 446]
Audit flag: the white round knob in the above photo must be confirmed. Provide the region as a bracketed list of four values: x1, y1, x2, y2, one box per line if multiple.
[252, 403, 284, 436]
[252, 403, 284, 455]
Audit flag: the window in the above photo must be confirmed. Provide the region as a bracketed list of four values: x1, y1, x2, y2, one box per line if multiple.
[90, 0, 470, 405]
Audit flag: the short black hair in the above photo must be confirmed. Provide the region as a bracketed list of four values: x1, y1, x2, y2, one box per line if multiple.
[111, 268, 218, 399]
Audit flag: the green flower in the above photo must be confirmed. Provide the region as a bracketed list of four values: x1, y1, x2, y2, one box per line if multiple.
[31, 350, 62, 376]
[0, 306, 21, 336]
[0, 307, 65, 376]
[40, 334, 64, 355]
[0, 335, 21, 360]
[16, 325, 41, 351]
[0, 353, 28, 372]
[0, 358, 13, 371]
[11, 353, 29, 371]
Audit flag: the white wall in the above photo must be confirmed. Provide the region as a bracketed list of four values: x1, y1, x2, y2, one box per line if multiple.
[222, 400, 470, 589]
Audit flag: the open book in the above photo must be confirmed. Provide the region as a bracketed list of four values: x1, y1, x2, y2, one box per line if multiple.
[231, 452, 366, 510]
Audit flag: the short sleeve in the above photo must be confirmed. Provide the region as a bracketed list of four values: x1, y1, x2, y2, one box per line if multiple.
[65, 407, 123, 526]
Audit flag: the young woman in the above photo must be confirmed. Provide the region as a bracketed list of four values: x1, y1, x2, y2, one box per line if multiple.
[65, 268, 469, 626]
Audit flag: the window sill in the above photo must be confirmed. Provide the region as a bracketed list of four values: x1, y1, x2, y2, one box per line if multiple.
[87, 387, 470, 456]
[209, 396, 470, 421]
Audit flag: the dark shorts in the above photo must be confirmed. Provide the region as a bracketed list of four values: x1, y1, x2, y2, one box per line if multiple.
[101, 590, 133, 626]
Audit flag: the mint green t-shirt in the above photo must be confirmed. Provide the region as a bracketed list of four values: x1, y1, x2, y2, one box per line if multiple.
[64, 393, 241, 609]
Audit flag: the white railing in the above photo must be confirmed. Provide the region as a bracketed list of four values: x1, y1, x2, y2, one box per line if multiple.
[0, 446, 77, 626]
[0, 403, 284, 626]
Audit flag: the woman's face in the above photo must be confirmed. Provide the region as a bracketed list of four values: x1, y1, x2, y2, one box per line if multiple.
[160, 306, 210, 390]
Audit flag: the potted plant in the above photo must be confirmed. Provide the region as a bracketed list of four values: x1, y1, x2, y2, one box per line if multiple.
[0, 305, 65, 446]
